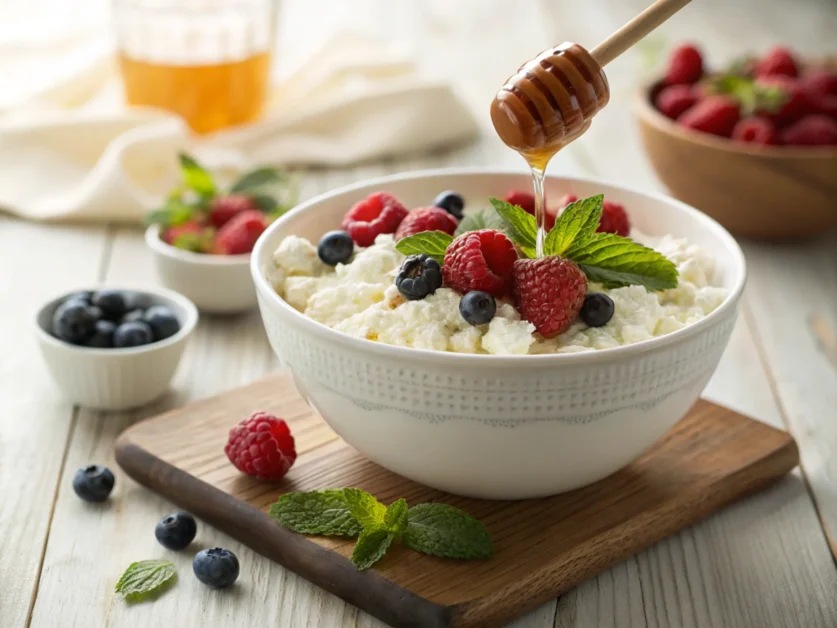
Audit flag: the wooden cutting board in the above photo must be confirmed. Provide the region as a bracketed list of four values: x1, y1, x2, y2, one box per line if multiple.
[115, 374, 798, 628]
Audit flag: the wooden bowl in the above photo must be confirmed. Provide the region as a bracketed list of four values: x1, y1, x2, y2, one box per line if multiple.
[635, 82, 837, 240]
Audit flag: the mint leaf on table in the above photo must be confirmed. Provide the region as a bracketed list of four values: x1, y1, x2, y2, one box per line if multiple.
[351, 528, 395, 570]
[394, 231, 454, 265]
[455, 207, 506, 236]
[178, 153, 216, 198]
[115, 559, 176, 603]
[383, 498, 408, 536]
[490, 198, 537, 258]
[268, 490, 363, 537]
[343, 488, 387, 529]
[230, 167, 285, 194]
[403, 503, 493, 560]
[544, 194, 603, 257]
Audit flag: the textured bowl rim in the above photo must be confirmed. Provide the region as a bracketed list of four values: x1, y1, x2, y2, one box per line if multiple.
[251, 167, 747, 366]
[145, 224, 251, 266]
[634, 80, 837, 159]
[34, 285, 200, 355]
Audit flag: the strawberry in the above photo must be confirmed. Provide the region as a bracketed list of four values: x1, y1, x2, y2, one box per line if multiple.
[161, 220, 216, 252]
[779, 115, 837, 146]
[655, 84, 700, 119]
[732, 117, 778, 145]
[665, 44, 703, 85]
[209, 194, 259, 228]
[678, 96, 741, 137]
[811, 95, 837, 120]
[214, 210, 268, 255]
[754, 46, 799, 79]
[511, 257, 587, 338]
[800, 69, 837, 98]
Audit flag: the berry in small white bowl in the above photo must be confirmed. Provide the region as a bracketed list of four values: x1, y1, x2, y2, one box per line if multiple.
[35, 287, 198, 411]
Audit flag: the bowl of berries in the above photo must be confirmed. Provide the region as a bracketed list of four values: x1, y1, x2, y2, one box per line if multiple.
[35, 287, 198, 410]
[251, 169, 745, 499]
[145, 154, 297, 313]
[636, 44, 837, 240]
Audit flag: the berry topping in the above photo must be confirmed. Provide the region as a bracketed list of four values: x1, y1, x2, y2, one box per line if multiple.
[72, 465, 115, 502]
[225, 412, 297, 480]
[193, 548, 239, 589]
[459, 291, 497, 326]
[395, 254, 443, 300]
[580, 293, 615, 327]
[155, 512, 197, 551]
[755, 46, 799, 79]
[209, 194, 258, 228]
[678, 95, 741, 137]
[52, 300, 98, 345]
[504, 190, 535, 214]
[665, 44, 703, 85]
[144, 306, 180, 341]
[432, 190, 465, 220]
[597, 201, 631, 237]
[395, 207, 458, 241]
[779, 114, 837, 146]
[317, 230, 354, 265]
[511, 257, 587, 338]
[113, 321, 154, 348]
[91, 290, 129, 321]
[341, 192, 409, 247]
[214, 210, 268, 255]
[442, 230, 518, 297]
[84, 320, 117, 348]
[655, 84, 700, 119]
[732, 117, 778, 145]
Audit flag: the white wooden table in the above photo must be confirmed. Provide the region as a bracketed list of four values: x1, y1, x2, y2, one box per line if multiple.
[3, 1, 836, 626]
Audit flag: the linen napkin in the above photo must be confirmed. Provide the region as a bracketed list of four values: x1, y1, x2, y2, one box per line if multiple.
[0, 34, 479, 223]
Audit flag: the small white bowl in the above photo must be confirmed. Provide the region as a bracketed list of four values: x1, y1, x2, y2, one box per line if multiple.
[35, 286, 198, 411]
[145, 224, 257, 314]
[252, 168, 747, 500]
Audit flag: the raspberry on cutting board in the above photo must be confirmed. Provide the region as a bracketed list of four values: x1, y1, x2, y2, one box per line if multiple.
[225, 412, 297, 480]
[342, 192, 409, 247]
[442, 229, 518, 297]
[511, 257, 588, 339]
[395, 207, 458, 241]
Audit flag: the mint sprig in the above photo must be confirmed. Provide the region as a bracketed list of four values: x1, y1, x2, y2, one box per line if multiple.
[394, 231, 453, 265]
[544, 194, 603, 256]
[115, 559, 176, 603]
[268, 489, 492, 570]
[455, 207, 506, 235]
[490, 198, 537, 258]
[178, 153, 216, 199]
[704, 74, 786, 115]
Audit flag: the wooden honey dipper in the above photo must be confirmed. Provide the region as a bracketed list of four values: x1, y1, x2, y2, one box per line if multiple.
[491, 0, 692, 167]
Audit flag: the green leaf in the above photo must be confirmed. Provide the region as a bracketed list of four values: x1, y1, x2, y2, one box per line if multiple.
[178, 153, 216, 198]
[544, 194, 604, 257]
[351, 528, 395, 570]
[230, 167, 285, 194]
[489, 198, 537, 258]
[383, 498, 408, 536]
[249, 194, 279, 213]
[564, 232, 679, 290]
[343, 488, 386, 529]
[455, 207, 506, 236]
[394, 231, 454, 265]
[268, 490, 363, 537]
[144, 198, 195, 228]
[403, 503, 493, 560]
[115, 559, 176, 603]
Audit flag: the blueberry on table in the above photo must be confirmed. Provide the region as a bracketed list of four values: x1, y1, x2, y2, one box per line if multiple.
[432, 190, 465, 220]
[91, 290, 129, 321]
[72, 465, 115, 502]
[52, 301, 98, 344]
[193, 548, 239, 588]
[144, 306, 180, 341]
[580, 293, 615, 327]
[155, 512, 197, 550]
[395, 254, 443, 300]
[459, 291, 497, 326]
[84, 320, 117, 348]
[113, 321, 155, 348]
[317, 231, 354, 266]
[121, 309, 146, 325]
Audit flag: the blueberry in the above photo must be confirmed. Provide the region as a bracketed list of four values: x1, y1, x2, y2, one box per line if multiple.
[580, 293, 615, 327]
[113, 321, 154, 348]
[72, 465, 115, 502]
[459, 291, 497, 326]
[126, 291, 152, 311]
[91, 290, 129, 321]
[432, 190, 465, 220]
[155, 512, 197, 550]
[193, 548, 239, 588]
[52, 301, 97, 344]
[121, 309, 146, 324]
[395, 255, 443, 300]
[144, 306, 180, 341]
[84, 320, 117, 348]
[65, 291, 93, 305]
[317, 231, 354, 265]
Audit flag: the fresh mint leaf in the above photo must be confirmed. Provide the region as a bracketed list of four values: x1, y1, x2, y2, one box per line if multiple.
[455, 207, 506, 236]
[268, 490, 363, 537]
[343, 488, 386, 529]
[394, 231, 453, 265]
[544, 194, 603, 257]
[403, 503, 493, 560]
[383, 498, 408, 536]
[489, 198, 537, 258]
[115, 559, 176, 603]
[249, 194, 279, 213]
[178, 153, 216, 198]
[230, 167, 285, 194]
[144, 198, 196, 227]
[351, 528, 395, 570]
[565, 232, 678, 290]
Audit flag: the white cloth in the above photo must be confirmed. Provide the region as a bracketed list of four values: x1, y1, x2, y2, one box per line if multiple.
[0, 34, 478, 223]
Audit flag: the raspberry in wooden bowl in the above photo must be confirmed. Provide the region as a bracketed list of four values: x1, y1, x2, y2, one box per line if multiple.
[635, 44, 837, 240]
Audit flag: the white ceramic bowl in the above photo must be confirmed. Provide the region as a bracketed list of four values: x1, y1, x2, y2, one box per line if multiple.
[251, 169, 746, 499]
[35, 286, 198, 411]
[145, 224, 257, 314]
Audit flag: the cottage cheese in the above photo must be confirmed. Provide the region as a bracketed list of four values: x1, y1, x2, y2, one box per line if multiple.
[269, 232, 727, 356]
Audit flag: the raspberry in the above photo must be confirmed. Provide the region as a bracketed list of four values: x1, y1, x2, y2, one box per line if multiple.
[655, 84, 700, 119]
[209, 194, 258, 228]
[800, 70, 837, 98]
[395, 207, 458, 241]
[732, 117, 778, 145]
[504, 190, 535, 214]
[597, 201, 631, 237]
[678, 95, 741, 137]
[511, 257, 587, 338]
[342, 192, 408, 247]
[754, 46, 799, 79]
[224, 412, 296, 480]
[812, 95, 837, 120]
[756, 76, 809, 125]
[442, 229, 517, 297]
[779, 115, 837, 146]
[665, 44, 703, 85]
[214, 209, 268, 255]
